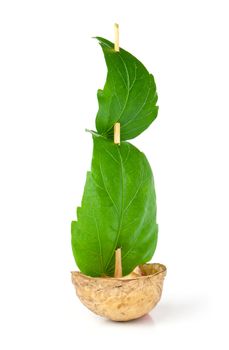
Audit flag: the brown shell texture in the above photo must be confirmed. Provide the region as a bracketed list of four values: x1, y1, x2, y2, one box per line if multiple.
[71, 263, 166, 322]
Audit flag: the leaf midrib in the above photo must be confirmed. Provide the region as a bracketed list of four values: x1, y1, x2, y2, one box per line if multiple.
[104, 146, 125, 272]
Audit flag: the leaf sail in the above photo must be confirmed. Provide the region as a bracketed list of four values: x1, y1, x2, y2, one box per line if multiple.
[71, 135, 158, 277]
[95, 37, 158, 141]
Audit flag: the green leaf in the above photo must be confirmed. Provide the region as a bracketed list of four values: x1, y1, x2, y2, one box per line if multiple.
[71, 135, 158, 277]
[95, 37, 158, 141]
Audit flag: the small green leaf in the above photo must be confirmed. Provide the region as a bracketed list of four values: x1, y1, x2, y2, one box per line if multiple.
[95, 37, 158, 140]
[71, 135, 158, 277]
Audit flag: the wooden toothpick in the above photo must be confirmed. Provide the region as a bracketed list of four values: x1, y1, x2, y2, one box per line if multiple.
[113, 24, 121, 145]
[114, 23, 119, 52]
[114, 248, 122, 278]
[113, 24, 122, 278]
[114, 122, 120, 144]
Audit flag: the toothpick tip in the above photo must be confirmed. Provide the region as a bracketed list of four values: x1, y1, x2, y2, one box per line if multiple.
[114, 23, 120, 52]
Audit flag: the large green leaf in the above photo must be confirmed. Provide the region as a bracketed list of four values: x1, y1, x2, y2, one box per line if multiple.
[71, 135, 158, 277]
[95, 37, 158, 141]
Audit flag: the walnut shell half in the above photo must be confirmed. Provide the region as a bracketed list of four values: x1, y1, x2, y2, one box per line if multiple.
[71, 263, 166, 321]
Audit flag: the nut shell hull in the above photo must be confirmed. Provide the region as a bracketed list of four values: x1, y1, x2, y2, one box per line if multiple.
[71, 263, 166, 321]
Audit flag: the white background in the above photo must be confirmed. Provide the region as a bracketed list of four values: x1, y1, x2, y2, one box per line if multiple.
[0, 0, 228, 349]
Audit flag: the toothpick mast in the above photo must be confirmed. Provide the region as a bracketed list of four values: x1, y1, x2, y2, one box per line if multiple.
[114, 23, 119, 52]
[114, 122, 120, 144]
[114, 23, 120, 146]
[113, 23, 122, 278]
[114, 248, 122, 278]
